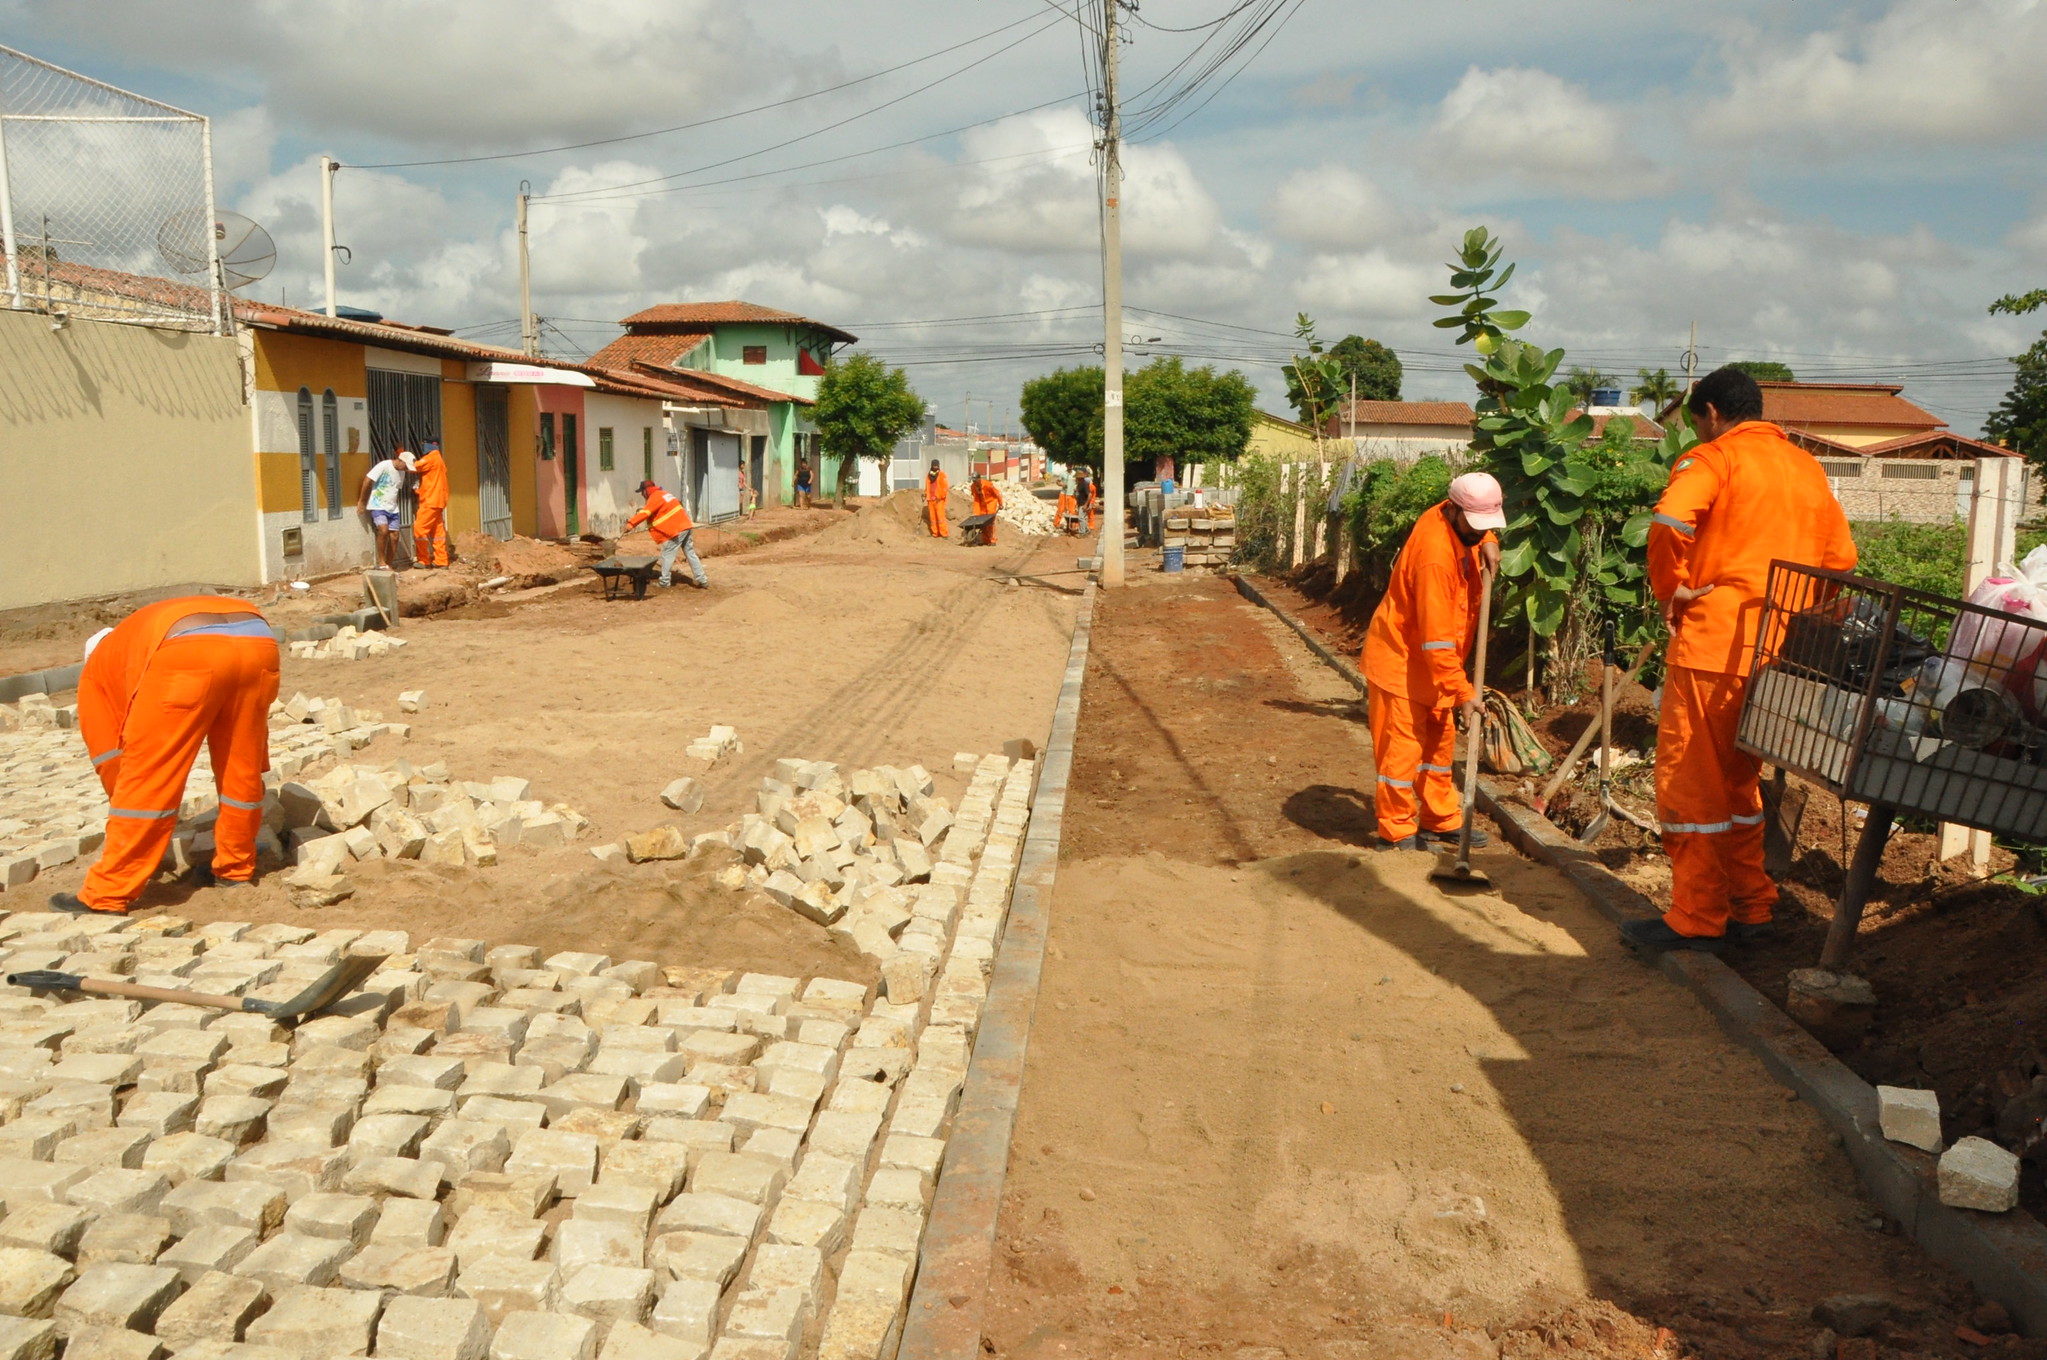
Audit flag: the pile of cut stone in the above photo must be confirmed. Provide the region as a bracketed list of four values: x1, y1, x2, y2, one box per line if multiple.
[285, 626, 409, 662]
[695, 751, 1034, 1004]
[0, 887, 996, 1359]
[1, 694, 398, 898]
[282, 764, 591, 907]
[995, 490, 1058, 536]
[686, 729, 742, 764]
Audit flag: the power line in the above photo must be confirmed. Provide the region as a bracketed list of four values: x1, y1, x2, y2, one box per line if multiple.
[533, 17, 1065, 205]
[345, 11, 1051, 170]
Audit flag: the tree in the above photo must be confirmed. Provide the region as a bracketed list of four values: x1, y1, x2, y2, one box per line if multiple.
[1563, 366, 1613, 405]
[1112, 356, 1255, 471]
[1329, 335, 1403, 403]
[1283, 318, 1402, 425]
[1630, 367, 1680, 407]
[813, 353, 925, 505]
[1986, 290, 2047, 462]
[1727, 359, 1796, 382]
[1019, 365, 1103, 470]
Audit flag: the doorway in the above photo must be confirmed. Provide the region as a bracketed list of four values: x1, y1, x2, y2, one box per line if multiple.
[750, 436, 766, 511]
[476, 384, 512, 540]
[367, 368, 442, 561]
[562, 411, 581, 536]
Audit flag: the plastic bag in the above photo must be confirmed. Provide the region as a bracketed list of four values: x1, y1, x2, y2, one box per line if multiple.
[1944, 569, 2047, 721]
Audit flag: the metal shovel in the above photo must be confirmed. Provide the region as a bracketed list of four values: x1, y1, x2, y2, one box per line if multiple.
[7, 953, 388, 1022]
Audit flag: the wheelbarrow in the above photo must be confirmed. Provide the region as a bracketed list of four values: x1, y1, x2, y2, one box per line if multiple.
[591, 555, 661, 601]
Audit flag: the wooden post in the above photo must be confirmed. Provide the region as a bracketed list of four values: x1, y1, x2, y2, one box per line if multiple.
[1289, 462, 1306, 568]
[1943, 456, 2020, 865]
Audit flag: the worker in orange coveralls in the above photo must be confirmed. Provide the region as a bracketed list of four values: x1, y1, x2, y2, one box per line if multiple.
[410, 439, 451, 568]
[1360, 473, 1503, 850]
[1056, 470, 1079, 535]
[1622, 366, 1857, 955]
[970, 472, 1003, 546]
[1081, 470, 1100, 532]
[624, 479, 706, 589]
[54, 597, 281, 915]
[925, 459, 951, 538]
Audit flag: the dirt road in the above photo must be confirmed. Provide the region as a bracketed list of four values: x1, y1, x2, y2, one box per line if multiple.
[28, 507, 1086, 977]
[983, 576, 2004, 1360]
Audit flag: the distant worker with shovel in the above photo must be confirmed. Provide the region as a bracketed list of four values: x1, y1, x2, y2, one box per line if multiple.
[1623, 367, 1857, 955]
[624, 479, 707, 589]
[969, 472, 1004, 546]
[1361, 472, 1503, 851]
[54, 597, 281, 915]
[925, 459, 951, 539]
[411, 439, 451, 569]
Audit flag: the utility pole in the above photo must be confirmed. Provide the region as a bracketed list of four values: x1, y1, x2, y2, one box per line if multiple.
[320, 155, 338, 317]
[517, 184, 538, 358]
[1099, 0, 1126, 585]
[1681, 320, 1698, 395]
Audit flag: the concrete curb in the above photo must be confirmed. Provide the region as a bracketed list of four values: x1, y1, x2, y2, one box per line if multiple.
[1233, 571, 2047, 1335]
[0, 662, 83, 704]
[898, 580, 1098, 1360]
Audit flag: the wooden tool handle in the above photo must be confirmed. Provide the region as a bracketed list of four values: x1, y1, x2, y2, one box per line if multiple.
[1536, 641, 1655, 810]
[76, 977, 248, 1012]
[1459, 568, 1496, 822]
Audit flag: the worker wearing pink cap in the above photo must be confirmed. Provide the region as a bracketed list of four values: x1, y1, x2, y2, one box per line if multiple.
[1360, 472, 1503, 849]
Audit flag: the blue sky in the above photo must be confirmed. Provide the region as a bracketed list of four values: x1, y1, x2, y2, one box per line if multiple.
[6, 0, 2043, 433]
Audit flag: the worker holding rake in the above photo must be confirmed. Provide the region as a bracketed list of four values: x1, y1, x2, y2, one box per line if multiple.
[1361, 472, 1503, 850]
[57, 597, 280, 915]
[1624, 367, 1857, 955]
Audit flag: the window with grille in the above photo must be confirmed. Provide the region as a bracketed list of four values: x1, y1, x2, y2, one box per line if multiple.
[599, 427, 615, 471]
[742, 345, 767, 364]
[321, 390, 342, 519]
[296, 388, 317, 523]
[643, 427, 653, 481]
[540, 412, 555, 460]
[1818, 460, 1861, 479]
[1880, 462, 1939, 480]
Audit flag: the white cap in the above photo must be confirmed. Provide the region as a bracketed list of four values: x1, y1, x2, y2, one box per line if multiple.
[83, 628, 113, 663]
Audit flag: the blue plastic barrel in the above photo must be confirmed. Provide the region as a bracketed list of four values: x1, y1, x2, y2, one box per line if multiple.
[1162, 546, 1185, 573]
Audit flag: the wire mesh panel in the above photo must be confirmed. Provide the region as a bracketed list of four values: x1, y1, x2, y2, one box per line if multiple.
[1738, 562, 2047, 841]
[0, 43, 218, 330]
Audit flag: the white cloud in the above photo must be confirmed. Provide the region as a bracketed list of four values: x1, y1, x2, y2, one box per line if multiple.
[1700, 0, 2047, 149]
[1423, 66, 1670, 199]
[1268, 166, 1407, 251]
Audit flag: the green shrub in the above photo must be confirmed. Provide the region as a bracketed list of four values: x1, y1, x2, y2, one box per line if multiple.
[1851, 519, 2047, 599]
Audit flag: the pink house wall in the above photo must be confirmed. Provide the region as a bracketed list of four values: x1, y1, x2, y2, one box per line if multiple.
[532, 386, 588, 538]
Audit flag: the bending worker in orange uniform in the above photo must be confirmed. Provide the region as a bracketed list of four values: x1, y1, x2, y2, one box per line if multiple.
[55, 597, 281, 915]
[1622, 366, 1857, 954]
[969, 472, 1003, 546]
[411, 439, 451, 568]
[624, 479, 707, 589]
[925, 459, 951, 538]
[1361, 472, 1503, 850]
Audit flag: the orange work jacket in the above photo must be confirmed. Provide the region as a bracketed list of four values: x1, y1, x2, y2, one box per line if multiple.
[927, 472, 950, 505]
[625, 488, 692, 544]
[1649, 421, 1857, 677]
[79, 596, 268, 769]
[971, 480, 1002, 517]
[414, 451, 449, 509]
[1362, 502, 1492, 708]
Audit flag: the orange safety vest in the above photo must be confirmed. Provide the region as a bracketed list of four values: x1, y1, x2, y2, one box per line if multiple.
[971, 481, 1002, 516]
[414, 451, 449, 509]
[626, 488, 692, 544]
[78, 596, 268, 769]
[1649, 421, 1857, 676]
[1362, 501, 1492, 708]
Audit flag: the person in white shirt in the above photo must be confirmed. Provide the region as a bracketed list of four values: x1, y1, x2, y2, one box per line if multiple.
[357, 449, 415, 569]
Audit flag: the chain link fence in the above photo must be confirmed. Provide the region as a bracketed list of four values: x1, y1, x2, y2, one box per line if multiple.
[0, 43, 221, 332]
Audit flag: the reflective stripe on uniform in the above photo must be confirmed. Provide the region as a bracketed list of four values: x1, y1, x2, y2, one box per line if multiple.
[1421, 641, 1456, 651]
[651, 503, 687, 531]
[91, 748, 123, 767]
[1419, 763, 1453, 774]
[219, 795, 264, 811]
[1652, 513, 1695, 537]
[1660, 811, 1765, 835]
[1376, 774, 1413, 788]
[109, 806, 179, 820]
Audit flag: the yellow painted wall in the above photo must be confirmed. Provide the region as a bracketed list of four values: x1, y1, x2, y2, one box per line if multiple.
[249, 331, 371, 516]
[0, 309, 258, 609]
[1247, 410, 1323, 461]
[1795, 424, 1920, 449]
[440, 378, 480, 535]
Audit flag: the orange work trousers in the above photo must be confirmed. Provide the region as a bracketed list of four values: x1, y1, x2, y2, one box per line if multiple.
[412, 505, 449, 567]
[81, 635, 280, 912]
[1057, 494, 1077, 533]
[1367, 681, 1461, 841]
[926, 501, 949, 538]
[1656, 663, 1775, 937]
[1086, 500, 1099, 531]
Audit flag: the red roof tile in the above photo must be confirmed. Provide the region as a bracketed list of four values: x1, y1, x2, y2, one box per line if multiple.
[617, 300, 857, 345]
[1660, 382, 1946, 434]
[587, 331, 709, 371]
[1320, 400, 1475, 435]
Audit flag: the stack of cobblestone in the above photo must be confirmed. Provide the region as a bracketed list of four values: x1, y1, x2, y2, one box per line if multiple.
[0, 850, 1005, 1358]
[285, 627, 410, 663]
[0, 696, 401, 899]
[994, 490, 1057, 537]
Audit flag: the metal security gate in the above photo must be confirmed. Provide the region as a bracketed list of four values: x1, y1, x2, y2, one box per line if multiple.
[367, 369, 442, 545]
[476, 384, 512, 540]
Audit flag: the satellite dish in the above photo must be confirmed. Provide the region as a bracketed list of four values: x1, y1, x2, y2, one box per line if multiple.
[157, 208, 276, 290]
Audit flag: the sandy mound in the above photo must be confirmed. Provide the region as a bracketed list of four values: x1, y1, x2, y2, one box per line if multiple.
[699, 588, 803, 630]
[813, 488, 974, 549]
[456, 533, 587, 587]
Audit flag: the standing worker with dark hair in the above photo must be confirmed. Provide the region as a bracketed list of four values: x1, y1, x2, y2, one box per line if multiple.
[1623, 366, 1857, 955]
[793, 455, 814, 510]
[358, 448, 414, 570]
[56, 597, 280, 915]
[411, 439, 451, 569]
[624, 479, 707, 589]
[925, 459, 951, 538]
[1361, 473, 1503, 849]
